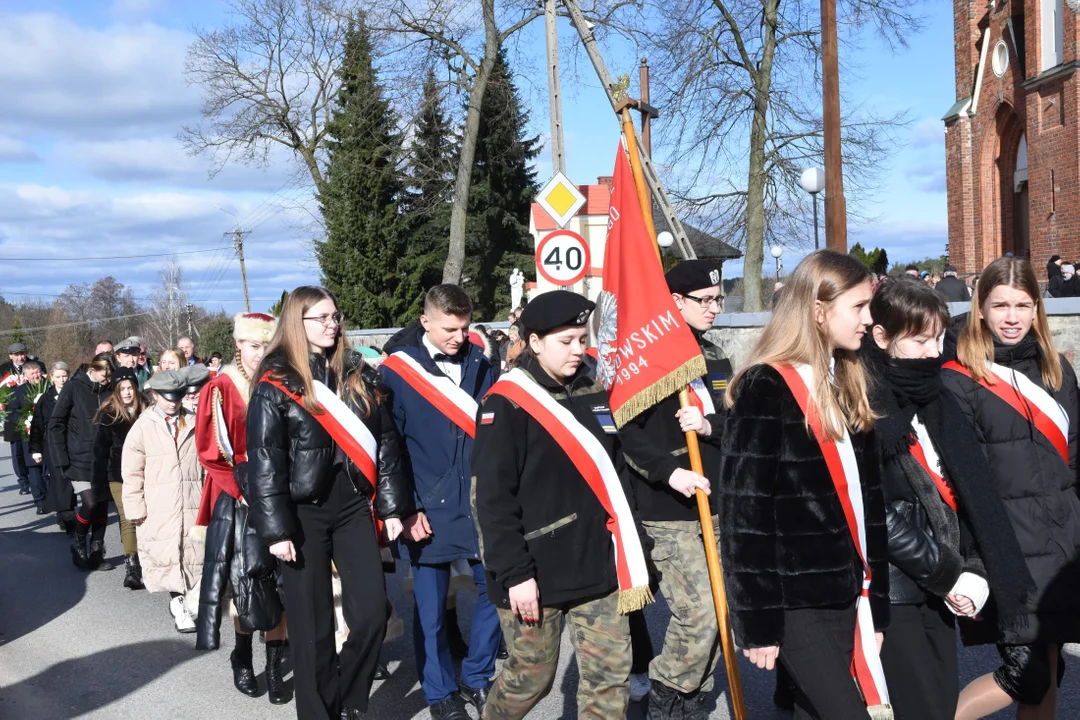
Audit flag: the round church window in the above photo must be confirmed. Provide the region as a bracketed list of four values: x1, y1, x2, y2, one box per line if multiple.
[992, 40, 1009, 77]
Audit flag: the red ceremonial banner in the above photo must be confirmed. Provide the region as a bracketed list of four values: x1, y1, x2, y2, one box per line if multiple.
[596, 140, 707, 427]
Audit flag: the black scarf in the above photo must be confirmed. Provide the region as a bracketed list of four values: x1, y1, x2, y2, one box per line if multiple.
[862, 342, 1035, 632]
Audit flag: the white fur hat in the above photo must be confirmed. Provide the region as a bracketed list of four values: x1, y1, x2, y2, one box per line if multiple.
[233, 312, 277, 342]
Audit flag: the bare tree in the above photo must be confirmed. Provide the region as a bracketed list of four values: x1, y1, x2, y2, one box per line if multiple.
[641, 0, 920, 311]
[180, 0, 357, 194]
[141, 260, 190, 353]
[56, 277, 141, 355]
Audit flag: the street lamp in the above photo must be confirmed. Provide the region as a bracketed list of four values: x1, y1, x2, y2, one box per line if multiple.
[800, 167, 825, 250]
[657, 231, 674, 249]
[770, 245, 784, 283]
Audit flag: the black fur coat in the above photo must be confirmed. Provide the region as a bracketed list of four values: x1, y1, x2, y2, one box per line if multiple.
[718, 364, 889, 648]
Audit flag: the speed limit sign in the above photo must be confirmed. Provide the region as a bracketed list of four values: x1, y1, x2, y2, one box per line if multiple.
[536, 230, 591, 286]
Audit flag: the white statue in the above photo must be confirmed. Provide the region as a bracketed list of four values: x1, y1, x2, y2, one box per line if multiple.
[509, 268, 525, 313]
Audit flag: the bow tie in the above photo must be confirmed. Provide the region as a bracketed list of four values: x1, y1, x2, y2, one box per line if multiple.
[433, 353, 461, 364]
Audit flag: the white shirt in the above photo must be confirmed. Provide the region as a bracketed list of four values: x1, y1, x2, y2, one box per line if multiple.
[422, 333, 461, 386]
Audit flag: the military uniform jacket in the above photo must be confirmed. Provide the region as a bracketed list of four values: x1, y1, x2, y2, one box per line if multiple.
[619, 333, 732, 521]
[471, 355, 640, 609]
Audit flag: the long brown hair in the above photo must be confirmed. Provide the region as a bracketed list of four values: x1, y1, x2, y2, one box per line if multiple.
[94, 377, 147, 425]
[725, 250, 876, 441]
[957, 256, 1062, 390]
[257, 285, 377, 416]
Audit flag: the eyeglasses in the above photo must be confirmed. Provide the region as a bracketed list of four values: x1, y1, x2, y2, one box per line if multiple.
[682, 293, 722, 309]
[303, 312, 344, 327]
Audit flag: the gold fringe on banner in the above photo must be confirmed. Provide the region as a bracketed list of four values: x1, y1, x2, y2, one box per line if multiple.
[617, 584, 654, 614]
[612, 355, 708, 429]
[867, 704, 894, 720]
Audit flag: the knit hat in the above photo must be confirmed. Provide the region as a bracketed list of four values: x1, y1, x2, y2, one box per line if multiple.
[233, 312, 277, 343]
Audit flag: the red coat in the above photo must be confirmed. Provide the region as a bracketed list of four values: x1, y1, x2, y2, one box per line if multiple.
[195, 364, 251, 527]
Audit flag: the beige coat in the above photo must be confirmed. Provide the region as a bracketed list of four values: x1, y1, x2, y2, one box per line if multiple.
[121, 409, 204, 594]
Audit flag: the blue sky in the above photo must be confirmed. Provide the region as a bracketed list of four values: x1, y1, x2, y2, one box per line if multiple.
[0, 0, 954, 315]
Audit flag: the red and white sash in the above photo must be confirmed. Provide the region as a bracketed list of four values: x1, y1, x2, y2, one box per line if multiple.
[687, 376, 717, 416]
[944, 360, 1070, 463]
[908, 416, 957, 512]
[381, 352, 479, 438]
[772, 363, 891, 715]
[486, 368, 653, 614]
[261, 374, 384, 539]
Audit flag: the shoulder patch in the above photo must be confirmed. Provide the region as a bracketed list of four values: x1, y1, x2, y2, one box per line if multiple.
[480, 411, 496, 425]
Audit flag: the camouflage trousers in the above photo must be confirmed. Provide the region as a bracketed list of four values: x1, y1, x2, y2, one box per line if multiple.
[643, 517, 723, 694]
[483, 590, 631, 720]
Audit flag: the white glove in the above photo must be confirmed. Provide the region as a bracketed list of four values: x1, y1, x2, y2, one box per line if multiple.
[946, 572, 990, 616]
[31, 453, 42, 463]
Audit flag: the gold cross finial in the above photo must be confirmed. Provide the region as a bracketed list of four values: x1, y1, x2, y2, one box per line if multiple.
[611, 74, 631, 102]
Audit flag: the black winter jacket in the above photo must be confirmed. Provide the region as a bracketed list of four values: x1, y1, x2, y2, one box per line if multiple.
[942, 329, 1080, 644]
[4, 383, 31, 444]
[935, 275, 969, 303]
[92, 409, 137, 486]
[247, 352, 413, 545]
[28, 386, 58, 459]
[48, 371, 108, 486]
[620, 334, 731, 521]
[718, 364, 889, 648]
[471, 357, 646, 609]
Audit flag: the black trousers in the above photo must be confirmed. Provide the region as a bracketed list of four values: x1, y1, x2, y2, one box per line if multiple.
[780, 601, 870, 720]
[629, 609, 655, 674]
[281, 473, 388, 720]
[880, 598, 957, 720]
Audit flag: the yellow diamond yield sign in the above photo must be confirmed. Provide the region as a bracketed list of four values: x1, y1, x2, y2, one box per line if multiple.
[536, 172, 586, 229]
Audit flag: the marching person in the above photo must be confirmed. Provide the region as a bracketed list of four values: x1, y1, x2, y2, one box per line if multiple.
[121, 366, 210, 633]
[247, 286, 417, 720]
[379, 285, 501, 720]
[49, 353, 112, 570]
[2, 342, 31, 496]
[93, 367, 148, 589]
[194, 312, 290, 706]
[136, 342, 153, 389]
[472, 291, 653, 720]
[7, 361, 49, 513]
[943, 256, 1080, 719]
[719, 250, 890, 720]
[861, 278, 1035, 720]
[178, 336, 203, 366]
[618, 259, 732, 717]
[157, 349, 184, 372]
[114, 338, 141, 370]
[33, 362, 73, 533]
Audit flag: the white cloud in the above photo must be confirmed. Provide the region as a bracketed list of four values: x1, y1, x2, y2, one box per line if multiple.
[0, 12, 198, 138]
[0, 136, 39, 162]
[910, 116, 945, 149]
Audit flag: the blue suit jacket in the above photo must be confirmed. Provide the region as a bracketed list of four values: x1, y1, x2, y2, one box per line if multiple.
[379, 326, 495, 565]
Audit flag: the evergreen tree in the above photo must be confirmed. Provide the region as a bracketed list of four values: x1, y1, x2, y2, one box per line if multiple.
[401, 70, 455, 317]
[462, 48, 539, 320]
[316, 16, 411, 328]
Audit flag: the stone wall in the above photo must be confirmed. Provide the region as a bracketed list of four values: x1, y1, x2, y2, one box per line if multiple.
[347, 298, 1080, 369]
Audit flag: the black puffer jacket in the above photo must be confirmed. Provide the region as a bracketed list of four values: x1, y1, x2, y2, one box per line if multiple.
[47, 371, 109, 486]
[718, 364, 889, 649]
[92, 408, 137, 485]
[942, 327, 1080, 644]
[247, 351, 414, 545]
[28, 386, 58, 460]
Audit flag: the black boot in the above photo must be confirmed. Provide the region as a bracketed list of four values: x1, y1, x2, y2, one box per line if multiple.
[646, 681, 683, 720]
[446, 607, 469, 660]
[266, 639, 289, 705]
[123, 555, 144, 589]
[680, 690, 708, 720]
[70, 537, 90, 571]
[231, 633, 259, 697]
[88, 541, 114, 571]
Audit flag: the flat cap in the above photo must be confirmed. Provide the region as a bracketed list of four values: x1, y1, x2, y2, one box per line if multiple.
[520, 291, 595, 337]
[7, 342, 26, 354]
[115, 337, 142, 355]
[944, 265, 957, 273]
[665, 260, 722, 295]
[145, 370, 187, 400]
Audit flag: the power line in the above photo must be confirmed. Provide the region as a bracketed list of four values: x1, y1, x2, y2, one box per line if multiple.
[0, 311, 152, 336]
[0, 246, 230, 262]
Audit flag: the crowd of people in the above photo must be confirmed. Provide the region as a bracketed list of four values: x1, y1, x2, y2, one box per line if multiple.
[11, 251, 1080, 720]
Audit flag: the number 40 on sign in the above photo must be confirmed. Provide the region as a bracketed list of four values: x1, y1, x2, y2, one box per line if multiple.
[536, 230, 591, 287]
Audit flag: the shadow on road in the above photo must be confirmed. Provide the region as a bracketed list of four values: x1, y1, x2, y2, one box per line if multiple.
[0, 639, 196, 719]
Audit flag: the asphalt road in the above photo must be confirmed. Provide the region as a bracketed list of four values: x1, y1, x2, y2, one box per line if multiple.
[1, 447, 1078, 719]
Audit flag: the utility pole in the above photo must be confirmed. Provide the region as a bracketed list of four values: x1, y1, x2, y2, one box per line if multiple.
[639, 58, 652, 158]
[224, 230, 251, 312]
[821, 0, 847, 252]
[185, 303, 197, 339]
[545, 0, 566, 175]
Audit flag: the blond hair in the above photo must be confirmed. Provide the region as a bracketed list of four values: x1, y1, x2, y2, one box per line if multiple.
[725, 250, 876, 441]
[957, 256, 1061, 391]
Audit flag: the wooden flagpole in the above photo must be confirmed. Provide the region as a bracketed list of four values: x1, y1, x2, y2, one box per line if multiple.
[619, 108, 749, 720]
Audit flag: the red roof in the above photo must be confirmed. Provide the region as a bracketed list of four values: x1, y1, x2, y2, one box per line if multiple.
[532, 183, 611, 231]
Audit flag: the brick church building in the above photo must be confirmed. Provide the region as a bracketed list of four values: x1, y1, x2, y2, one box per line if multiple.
[945, 0, 1078, 273]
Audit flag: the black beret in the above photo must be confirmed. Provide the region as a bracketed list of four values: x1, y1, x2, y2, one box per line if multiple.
[665, 260, 722, 295]
[520, 291, 595, 337]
